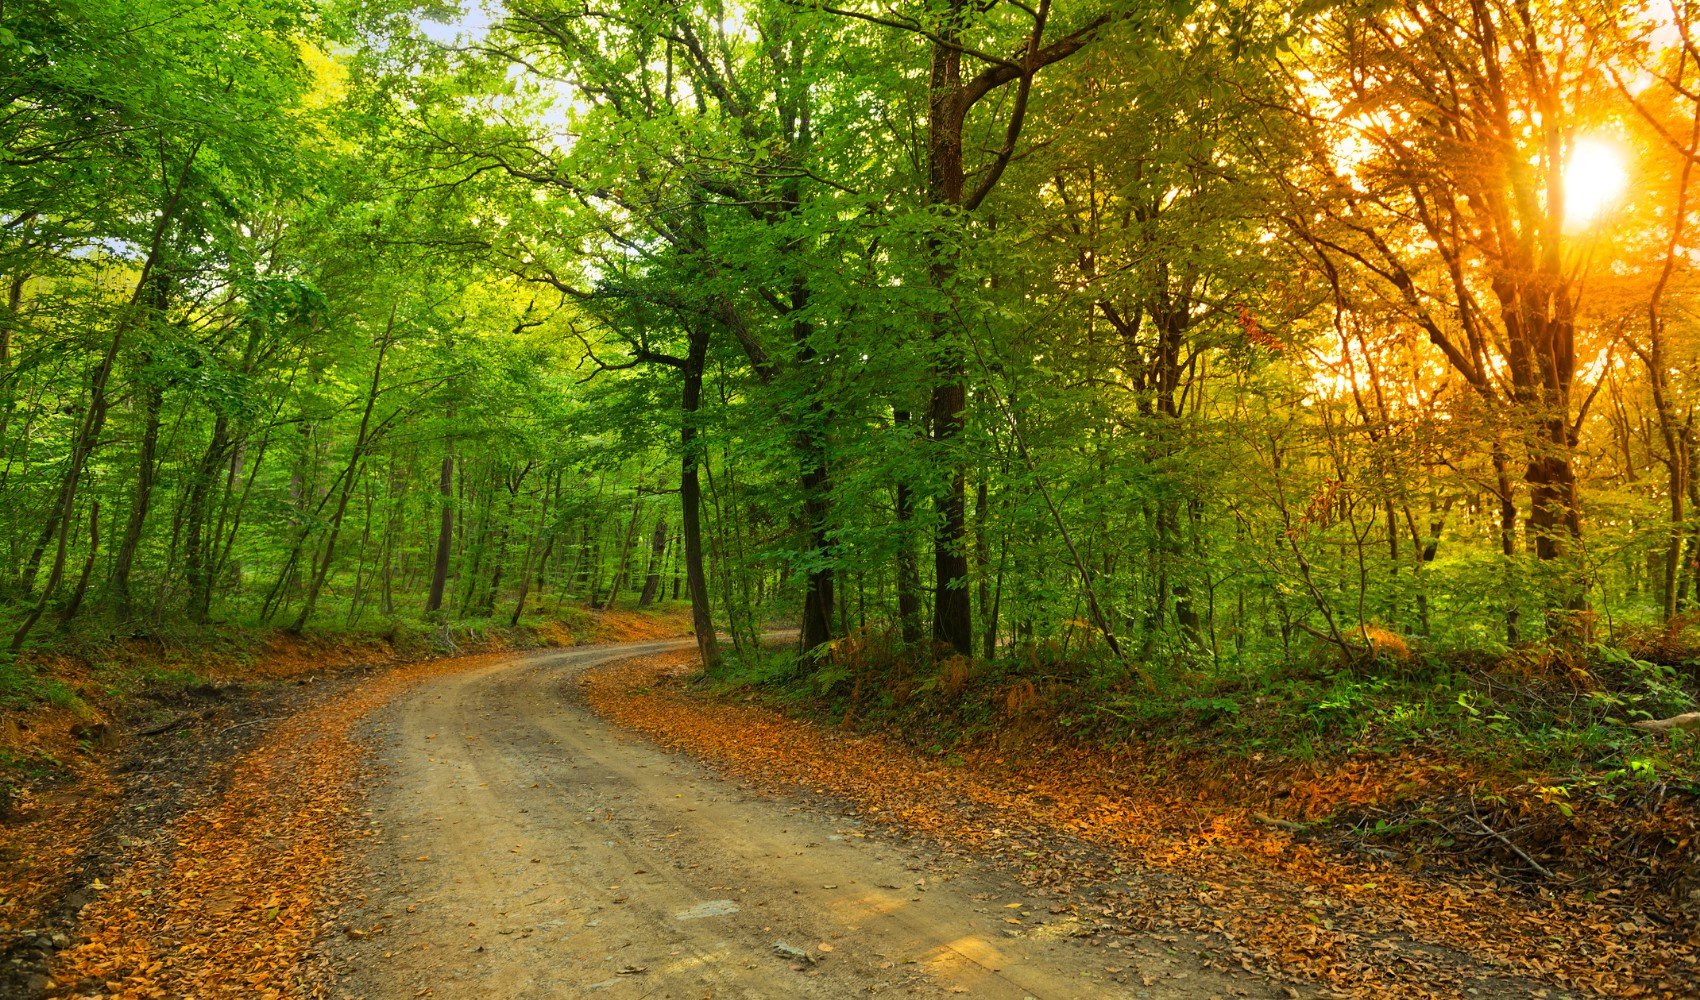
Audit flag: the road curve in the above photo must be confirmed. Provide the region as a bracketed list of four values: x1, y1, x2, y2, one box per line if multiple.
[323, 640, 1282, 999]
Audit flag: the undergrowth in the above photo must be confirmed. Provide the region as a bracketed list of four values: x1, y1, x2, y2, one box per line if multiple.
[693, 626, 1700, 902]
[0, 655, 84, 715]
[701, 625, 1700, 794]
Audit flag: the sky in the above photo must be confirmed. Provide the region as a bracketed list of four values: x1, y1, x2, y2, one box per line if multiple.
[419, 1, 496, 45]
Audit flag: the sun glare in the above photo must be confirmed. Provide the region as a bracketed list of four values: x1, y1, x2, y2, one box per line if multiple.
[1564, 138, 1628, 229]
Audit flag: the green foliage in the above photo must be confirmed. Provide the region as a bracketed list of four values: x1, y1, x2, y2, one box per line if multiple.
[0, 655, 83, 714]
[0, 0, 1696, 795]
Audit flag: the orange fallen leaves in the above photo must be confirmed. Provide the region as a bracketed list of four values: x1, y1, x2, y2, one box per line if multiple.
[3, 606, 696, 967]
[0, 770, 120, 944]
[44, 651, 515, 998]
[580, 607, 697, 643]
[584, 653, 1698, 1000]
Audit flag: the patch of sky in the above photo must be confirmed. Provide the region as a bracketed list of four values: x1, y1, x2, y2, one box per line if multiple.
[419, 0, 499, 45]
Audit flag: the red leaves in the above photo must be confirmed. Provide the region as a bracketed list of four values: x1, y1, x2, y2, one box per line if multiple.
[1238, 304, 1283, 352]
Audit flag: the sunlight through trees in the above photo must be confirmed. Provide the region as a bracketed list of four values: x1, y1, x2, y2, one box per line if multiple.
[3, 0, 1699, 741]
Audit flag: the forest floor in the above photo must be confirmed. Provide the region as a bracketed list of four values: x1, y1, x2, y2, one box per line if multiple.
[0, 606, 693, 997]
[587, 653, 1696, 1000]
[3, 633, 1692, 998]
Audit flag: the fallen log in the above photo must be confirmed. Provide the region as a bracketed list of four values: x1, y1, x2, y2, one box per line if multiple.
[1631, 712, 1700, 734]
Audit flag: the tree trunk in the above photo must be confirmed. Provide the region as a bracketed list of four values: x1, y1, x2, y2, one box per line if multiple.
[974, 476, 994, 658]
[480, 481, 519, 618]
[14, 141, 199, 626]
[59, 500, 100, 623]
[292, 314, 394, 632]
[210, 435, 259, 606]
[379, 472, 398, 618]
[602, 496, 643, 610]
[1493, 448, 1521, 645]
[425, 450, 454, 614]
[921, 9, 975, 657]
[108, 343, 166, 619]
[510, 482, 552, 627]
[680, 329, 721, 668]
[456, 492, 491, 619]
[183, 416, 232, 624]
[894, 408, 925, 647]
[638, 517, 667, 606]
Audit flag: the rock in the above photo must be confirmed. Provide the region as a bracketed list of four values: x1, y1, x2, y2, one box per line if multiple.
[675, 899, 739, 920]
[773, 941, 815, 965]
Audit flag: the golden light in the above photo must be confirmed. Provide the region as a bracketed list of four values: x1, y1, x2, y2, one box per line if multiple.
[1563, 138, 1628, 229]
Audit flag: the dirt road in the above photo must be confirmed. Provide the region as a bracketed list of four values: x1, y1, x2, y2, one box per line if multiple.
[324, 641, 1289, 1000]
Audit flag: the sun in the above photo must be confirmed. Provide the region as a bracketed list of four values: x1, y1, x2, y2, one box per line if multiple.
[1563, 138, 1628, 229]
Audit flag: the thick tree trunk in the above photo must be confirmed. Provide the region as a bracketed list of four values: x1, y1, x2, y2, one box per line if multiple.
[1525, 415, 1582, 563]
[425, 451, 454, 614]
[680, 329, 721, 668]
[919, 11, 976, 657]
[799, 463, 835, 654]
[926, 285, 971, 650]
[928, 386, 971, 655]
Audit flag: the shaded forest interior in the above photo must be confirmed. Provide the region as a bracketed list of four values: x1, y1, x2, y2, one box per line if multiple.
[4, 0, 1700, 820]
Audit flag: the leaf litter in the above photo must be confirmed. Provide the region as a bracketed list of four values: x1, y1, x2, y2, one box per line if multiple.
[582, 652, 1698, 999]
[41, 651, 521, 998]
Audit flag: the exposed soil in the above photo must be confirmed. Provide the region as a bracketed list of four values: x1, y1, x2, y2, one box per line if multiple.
[8, 629, 1687, 999]
[583, 654, 1697, 999]
[323, 640, 1285, 999]
[0, 608, 694, 998]
[0, 674, 339, 997]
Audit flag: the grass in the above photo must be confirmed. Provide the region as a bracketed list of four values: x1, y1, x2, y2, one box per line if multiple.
[699, 626, 1700, 798]
[0, 654, 87, 715]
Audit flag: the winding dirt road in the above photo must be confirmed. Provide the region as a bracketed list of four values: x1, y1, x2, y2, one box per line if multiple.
[323, 640, 1290, 1000]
